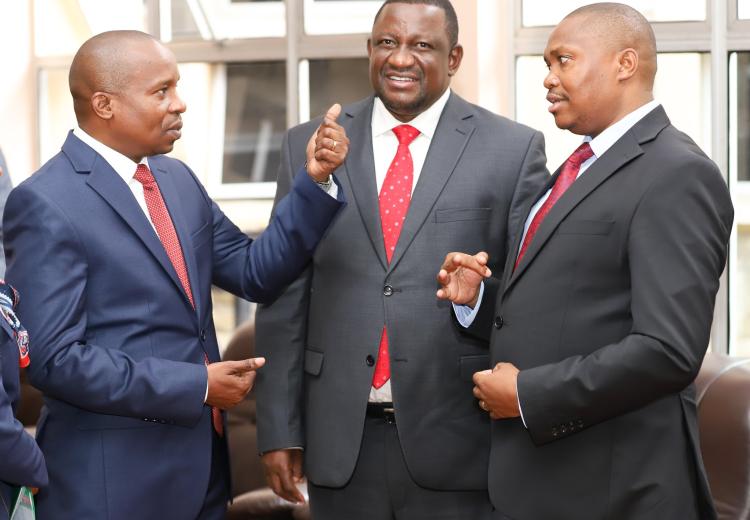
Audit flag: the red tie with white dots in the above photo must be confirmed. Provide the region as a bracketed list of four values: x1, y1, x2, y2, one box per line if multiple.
[134, 164, 223, 437]
[372, 124, 420, 389]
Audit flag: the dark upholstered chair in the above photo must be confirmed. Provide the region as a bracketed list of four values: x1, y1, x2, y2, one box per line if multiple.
[224, 319, 311, 520]
[695, 352, 750, 520]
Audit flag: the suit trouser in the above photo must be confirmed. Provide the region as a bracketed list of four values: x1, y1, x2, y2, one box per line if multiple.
[195, 430, 230, 520]
[309, 414, 493, 520]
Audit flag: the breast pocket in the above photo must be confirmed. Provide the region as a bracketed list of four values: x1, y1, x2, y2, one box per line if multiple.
[303, 348, 324, 376]
[557, 219, 614, 235]
[434, 208, 492, 223]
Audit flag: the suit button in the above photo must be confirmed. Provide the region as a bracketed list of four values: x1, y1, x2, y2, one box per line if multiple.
[383, 285, 393, 297]
[200, 329, 207, 341]
[494, 316, 504, 329]
[366, 355, 375, 366]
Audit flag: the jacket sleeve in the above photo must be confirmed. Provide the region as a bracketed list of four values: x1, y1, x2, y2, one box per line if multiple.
[0, 357, 47, 488]
[253, 129, 314, 453]
[205, 149, 344, 304]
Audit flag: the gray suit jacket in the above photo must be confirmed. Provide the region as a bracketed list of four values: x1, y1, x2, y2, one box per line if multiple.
[256, 93, 548, 490]
[468, 106, 733, 519]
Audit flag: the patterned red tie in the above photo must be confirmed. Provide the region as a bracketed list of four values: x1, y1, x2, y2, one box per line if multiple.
[514, 142, 594, 271]
[372, 124, 420, 389]
[134, 164, 223, 436]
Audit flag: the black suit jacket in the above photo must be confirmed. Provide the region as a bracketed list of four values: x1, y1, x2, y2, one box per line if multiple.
[469, 107, 733, 519]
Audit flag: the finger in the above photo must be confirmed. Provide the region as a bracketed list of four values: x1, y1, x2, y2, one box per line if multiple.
[478, 400, 487, 411]
[451, 253, 492, 278]
[292, 452, 304, 481]
[492, 362, 504, 372]
[314, 148, 342, 165]
[323, 103, 342, 124]
[440, 252, 463, 272]
[472, 369, 492, 385]
[473, 385, 484, 399]
[268, 473, 283, 497]
[278, 467, 305, 503]
[239, 357, 266, 372]
[475, 251, 489, 265]
[489, 411, 500, 420]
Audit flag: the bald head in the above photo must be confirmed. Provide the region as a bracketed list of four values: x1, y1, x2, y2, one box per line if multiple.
[564, 2, 657, 87]
[69, 30, 160, 124]
[68, 30, 185, 163]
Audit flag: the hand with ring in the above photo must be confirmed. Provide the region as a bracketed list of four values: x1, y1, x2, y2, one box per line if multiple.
[306, 103, 350, 182]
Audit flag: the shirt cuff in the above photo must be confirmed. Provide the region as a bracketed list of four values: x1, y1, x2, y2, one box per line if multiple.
[204, 367, 209, 403]
[324, 178, 339, 199]
[452, 282, 485, 328]
[517, 378, 527, 428]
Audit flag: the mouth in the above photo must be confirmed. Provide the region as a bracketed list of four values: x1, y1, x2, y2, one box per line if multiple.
[166, 121, 183, 138]
[383, 71, 420, 89]
[546, 92, 567, 114]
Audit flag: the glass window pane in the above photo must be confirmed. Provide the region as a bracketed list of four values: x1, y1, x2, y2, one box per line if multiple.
[515, 53, 710, 172]
[308, 58, 371, 120]
[169, 0, 203, 41]
[522, 0, 705, 27]
[163, 0, 285, 41]
[38, 68, 76, 165]
[734, 52, 750, 182]
[222, 62, 286, 184]
[740, 0, 750, 20]
[304, 0, 381, 35]
[734, 226, 750, 356]
[35, 0, 144, 57]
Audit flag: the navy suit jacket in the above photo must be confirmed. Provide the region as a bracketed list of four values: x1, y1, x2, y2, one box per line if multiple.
[0, 300, 47, 520]
[3, 131, 343, 519]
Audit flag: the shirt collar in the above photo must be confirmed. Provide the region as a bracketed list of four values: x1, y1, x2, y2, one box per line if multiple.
[585, 100, 660, 158]
[371, 88, 452, 140]
[73, 127, 150, 184]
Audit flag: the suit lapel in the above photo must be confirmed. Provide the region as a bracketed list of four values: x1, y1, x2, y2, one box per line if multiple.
[503, 106, 670, 296]
[64, 133, 196, 312]
[342, 98, 389, 270]
[150, 157, 202, 317]
[501, 173, 556, 291]
[388, 94, 476, 273]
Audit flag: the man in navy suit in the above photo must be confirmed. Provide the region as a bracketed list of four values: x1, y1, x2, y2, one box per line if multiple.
[0, 281, 47, 519]
[3, 30, 347, 519]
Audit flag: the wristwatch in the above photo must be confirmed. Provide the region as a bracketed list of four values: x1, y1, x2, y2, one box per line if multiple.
[315, 174, 333, 190]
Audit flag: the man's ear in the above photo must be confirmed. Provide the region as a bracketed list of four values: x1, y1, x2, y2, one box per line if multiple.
[616, 48, 638, 82]
[448, 44, 464, 76]
[91, 92, 114, 120]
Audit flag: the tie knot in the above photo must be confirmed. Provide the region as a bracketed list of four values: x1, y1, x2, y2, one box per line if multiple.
[133, 164, 155, 186]
[568, 142, 594, 168]
[392, 124, 420, 146]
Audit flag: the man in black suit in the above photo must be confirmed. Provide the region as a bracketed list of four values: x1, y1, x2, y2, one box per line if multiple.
[437, 3, 733, 519]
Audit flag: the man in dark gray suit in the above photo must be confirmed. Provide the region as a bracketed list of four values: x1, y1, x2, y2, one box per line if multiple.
[255, 1, 548, 518]
[438, 3, 733, 519]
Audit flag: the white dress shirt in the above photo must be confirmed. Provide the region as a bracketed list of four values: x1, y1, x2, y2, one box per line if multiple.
[369, 88, 452, 403]
[453, 100, 661, 424]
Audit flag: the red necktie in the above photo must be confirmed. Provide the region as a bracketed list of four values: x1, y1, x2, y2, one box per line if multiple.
[372, 124, 420, 389]
[134, 164, 223, 436]
[515, 142, 594, 270]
